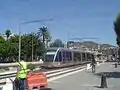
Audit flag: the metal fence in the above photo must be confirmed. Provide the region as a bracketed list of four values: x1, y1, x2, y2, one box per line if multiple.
[0, 61, 43, 68]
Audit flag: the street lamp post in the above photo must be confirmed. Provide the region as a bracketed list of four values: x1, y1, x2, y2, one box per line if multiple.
[18, 19, 53, 62]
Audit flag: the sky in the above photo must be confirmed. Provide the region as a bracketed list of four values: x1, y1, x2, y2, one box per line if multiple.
[0, 0, 120, 45]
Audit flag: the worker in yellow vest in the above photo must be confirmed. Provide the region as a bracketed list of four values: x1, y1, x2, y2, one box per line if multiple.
[16, 60, 27, 90]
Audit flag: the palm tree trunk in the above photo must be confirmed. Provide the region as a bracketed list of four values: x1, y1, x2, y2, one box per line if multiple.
[43, 33, 45, 44]
[43, 33, 46, 61]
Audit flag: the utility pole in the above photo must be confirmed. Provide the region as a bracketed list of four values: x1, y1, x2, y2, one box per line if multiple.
[32, 32, 34, 61]
[18, 24, 21, 62]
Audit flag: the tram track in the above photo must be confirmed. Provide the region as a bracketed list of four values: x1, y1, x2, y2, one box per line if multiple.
[0, 64, 84, 80]
[0, 61, 92, 80]
[0, 61, 102, 83]
[0, 63, 88, 85]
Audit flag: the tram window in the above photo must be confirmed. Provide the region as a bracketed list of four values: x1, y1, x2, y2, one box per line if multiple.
[55, 55, 58, 62]
[89, 54, 92, 61]
[66, 51, 70, 61]
[74, 52, 81, 61]
[69, 52, 72, 61]
[90, 54, 93, 60]
[82, 53, 86, 61]
[86, 53, 88, 61]
[78, 52, 81, 61]
[58, 52, 62, 61]
[63, 51, 66, 61]
[87, 53, 91, 61]
[66, 51, 68, 60]
[74, 52, 77, 61]
[45, 54, 54, 62]
[47, 49, 57, 53]
[55, 51, 62, 62]
[65, 51, 69, 61]
[68, 51, 72, 61]
[91, 54, 95, 60]
[86, 53, 91, 61]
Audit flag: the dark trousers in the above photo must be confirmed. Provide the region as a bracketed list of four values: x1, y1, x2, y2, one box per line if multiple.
[92, 64, 95, 73]
[19, 78, 26, 90]
[14, 78, 26, 90]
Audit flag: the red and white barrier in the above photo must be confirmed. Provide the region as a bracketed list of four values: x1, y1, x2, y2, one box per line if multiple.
[2, 78, 15, 90]
[86, 64, 91, 70]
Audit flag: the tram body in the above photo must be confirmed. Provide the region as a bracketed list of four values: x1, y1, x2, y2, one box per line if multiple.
[42, 48, 95, 68]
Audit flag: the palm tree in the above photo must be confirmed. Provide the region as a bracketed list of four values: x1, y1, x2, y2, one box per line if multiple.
[37, 26, 51, 61]
[5, 29, 11, 40]
[37, 26, 51, 47]
[44, 30, 52, 48]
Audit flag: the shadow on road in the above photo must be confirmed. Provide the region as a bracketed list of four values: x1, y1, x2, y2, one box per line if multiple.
[94, 86, 103, 88]
[95, 72, 120, 78]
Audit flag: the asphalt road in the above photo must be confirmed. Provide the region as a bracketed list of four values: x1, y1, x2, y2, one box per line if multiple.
[48, 62, 120, 90]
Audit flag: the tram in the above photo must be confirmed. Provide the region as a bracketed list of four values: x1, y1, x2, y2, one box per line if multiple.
[41, 48, 95, 68]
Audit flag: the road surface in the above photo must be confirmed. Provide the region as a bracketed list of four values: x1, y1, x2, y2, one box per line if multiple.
[48, 62, 120, 90]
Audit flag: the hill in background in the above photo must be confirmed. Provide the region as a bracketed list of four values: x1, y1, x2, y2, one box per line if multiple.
[79, 41, 115, 49]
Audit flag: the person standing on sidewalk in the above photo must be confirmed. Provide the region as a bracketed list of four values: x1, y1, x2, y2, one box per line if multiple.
[91, 58, 96, 73]
[16, 60, 27, 90]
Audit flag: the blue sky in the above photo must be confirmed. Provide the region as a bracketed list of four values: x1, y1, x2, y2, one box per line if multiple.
[0, 0, 120, 45]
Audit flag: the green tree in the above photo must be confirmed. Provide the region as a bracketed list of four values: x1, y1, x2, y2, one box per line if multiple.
[0, 41, 13, 62]
[50, 39, 64, 47]
[0, 35, 5, 43]
[5, 29, 11, 40]
[9, 33, 44, 62]
[9, 35, 19, 61]
[114, 13, 120, 46]
[21, 33, 44, 61]
[0, 31, 45, 62]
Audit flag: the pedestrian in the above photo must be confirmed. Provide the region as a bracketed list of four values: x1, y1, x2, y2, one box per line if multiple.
[16, 60, 27, 90]
[91, 58, 96, 73]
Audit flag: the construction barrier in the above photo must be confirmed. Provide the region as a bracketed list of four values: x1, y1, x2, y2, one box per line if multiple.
[27, 72, 47, 90]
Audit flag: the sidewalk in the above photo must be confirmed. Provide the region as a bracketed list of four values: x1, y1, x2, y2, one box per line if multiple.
[48, 62, 120, 90]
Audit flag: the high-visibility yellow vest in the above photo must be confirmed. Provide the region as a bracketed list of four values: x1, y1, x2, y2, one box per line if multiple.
[16, 60, 27, 79]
